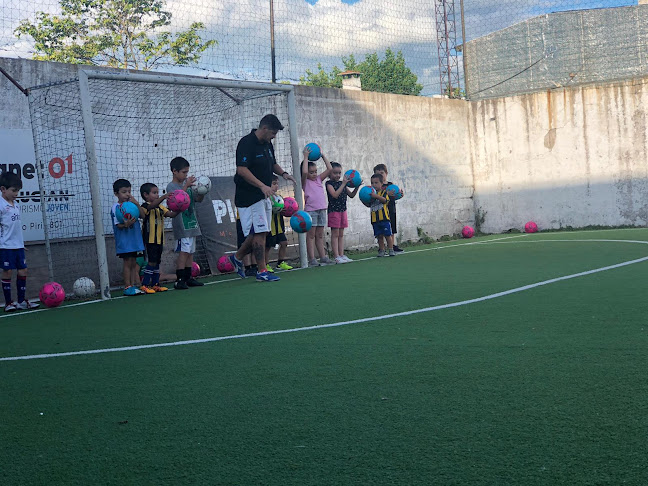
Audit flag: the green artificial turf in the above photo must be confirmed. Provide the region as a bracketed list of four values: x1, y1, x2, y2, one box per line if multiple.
[1, 229, 647, 485]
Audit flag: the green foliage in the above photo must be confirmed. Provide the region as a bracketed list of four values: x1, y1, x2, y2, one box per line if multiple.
[15, 0, 216, 70]
[446, 86, 466, 99]
[300, 48, 423, 96]
[299, 63, 342, 88]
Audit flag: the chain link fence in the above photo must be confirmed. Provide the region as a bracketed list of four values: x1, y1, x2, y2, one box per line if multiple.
[0, 0, 644, 99]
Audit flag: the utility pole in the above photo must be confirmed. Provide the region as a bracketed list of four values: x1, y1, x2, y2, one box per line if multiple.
[270, 0, 276, 83]
[434, 0, 461, 97]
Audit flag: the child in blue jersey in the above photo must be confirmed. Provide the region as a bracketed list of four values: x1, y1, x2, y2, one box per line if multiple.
[0, 172, 39, 311]
[111, 179, 145, 296]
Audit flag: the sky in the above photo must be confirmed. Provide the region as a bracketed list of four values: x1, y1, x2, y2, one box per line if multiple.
[0, 0, 637, 96]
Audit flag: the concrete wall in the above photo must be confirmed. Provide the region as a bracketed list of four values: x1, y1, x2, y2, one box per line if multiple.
[4, 56, 648, 299]
[470, 79, 648, 233]
[465, 6, 648, 101]
[294, 86, 473, 249]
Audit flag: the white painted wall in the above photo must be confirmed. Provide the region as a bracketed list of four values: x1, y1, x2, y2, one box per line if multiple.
[470, 82, 648, 233]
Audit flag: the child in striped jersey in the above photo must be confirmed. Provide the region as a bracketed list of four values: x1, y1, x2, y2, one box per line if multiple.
[139, 183, 180, 293]
[369, 173, 395, 257]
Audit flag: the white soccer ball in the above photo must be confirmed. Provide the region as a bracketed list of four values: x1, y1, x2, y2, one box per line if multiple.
[194, 175, 212, 195]
[73, 277, 96, 298]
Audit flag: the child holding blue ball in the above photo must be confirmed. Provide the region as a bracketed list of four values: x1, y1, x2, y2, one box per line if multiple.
[326, 162, 359, 264]
[373, 163, 404, 253]
[111, 179, 145, 296]
[369, 173, 395, 257]
[302, 146, 334, 266]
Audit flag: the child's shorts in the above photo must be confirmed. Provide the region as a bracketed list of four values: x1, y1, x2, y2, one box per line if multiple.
[0, 248, 27, 270]
[266, 232, 287, 248]
[372, 221, 393, 237]
[118, 251, 139, 259]
[175, 237, 196, 254]
[145, 243, 164, 265]
[328, 211, 348, 229]
[307, 209, 327, 227]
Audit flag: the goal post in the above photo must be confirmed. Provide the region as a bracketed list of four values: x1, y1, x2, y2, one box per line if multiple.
[27, 69, 307, 300]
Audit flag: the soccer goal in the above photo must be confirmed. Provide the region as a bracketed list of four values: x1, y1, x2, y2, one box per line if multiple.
[27, 69, 306, 300]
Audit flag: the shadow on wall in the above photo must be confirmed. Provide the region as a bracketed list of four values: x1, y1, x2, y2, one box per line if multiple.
[294, 85, 475, 250]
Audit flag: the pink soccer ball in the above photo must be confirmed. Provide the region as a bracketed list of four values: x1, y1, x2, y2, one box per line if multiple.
[281, 197, 299, 218]
[39, 282, 65, 308]
[525, 221, 538, 233]
[217, 256, 235, 274]
[462, 226, 475, 238]
[191, 262, 200, 278]
[167, 190, 190, 212]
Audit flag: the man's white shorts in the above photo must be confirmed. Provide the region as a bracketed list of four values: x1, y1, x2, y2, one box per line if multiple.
[238, 198, 272, 238]
[175, 237, 196, 254]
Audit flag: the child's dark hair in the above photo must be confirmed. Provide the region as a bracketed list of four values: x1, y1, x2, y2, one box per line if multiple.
[271, 175, 279, 183]
[300, 161, 317, 172]
[331, 162, 342, 169]
[170, 156, 190, 172]
[113, 178, 131, 193]
[373, 163, 388, 173]
[259, 114, 284, 131]
[371, 173, 384, 183]
[140, 182, 157, 199]
[0, 171, 23, 190]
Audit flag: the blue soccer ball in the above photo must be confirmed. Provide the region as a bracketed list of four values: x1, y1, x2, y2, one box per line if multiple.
[290, 210, 312, 233]
[344, 169, 362, 188]
[386, 184, 403, 200]
[305, 143, 321, 161]
[358, 186, 376, 207]
[116, 201, 139, 223]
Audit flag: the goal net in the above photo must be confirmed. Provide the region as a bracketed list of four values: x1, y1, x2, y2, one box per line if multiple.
[27, 71, 302, 299]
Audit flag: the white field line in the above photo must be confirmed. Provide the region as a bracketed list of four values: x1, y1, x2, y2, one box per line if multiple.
[0, 234, 527, 320]
[2, 241, 647, 361]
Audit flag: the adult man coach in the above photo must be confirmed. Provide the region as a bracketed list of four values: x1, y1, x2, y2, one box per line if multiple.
[228, 114, 296, 282]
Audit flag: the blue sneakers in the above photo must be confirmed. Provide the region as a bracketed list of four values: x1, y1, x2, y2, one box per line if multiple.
[228, 254, 246, 279]
[124, 286, 140, 296]
[256, 271, 280, 282]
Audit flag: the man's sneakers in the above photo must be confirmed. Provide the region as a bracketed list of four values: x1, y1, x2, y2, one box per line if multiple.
[16, 300, 40, 309]
[186, 278, 204, 287]
[4, 302, 17, 312]
[229, 254, 246, 279]
[174, 280, 189, 290]
[277, 261, 293, 270]
[140, 285, 156, 294]
[393, 245, 405, 254]
[256, 271, 280, 282]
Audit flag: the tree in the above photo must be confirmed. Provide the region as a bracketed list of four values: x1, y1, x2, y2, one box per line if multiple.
[15, 0, 216, 70]
[300, 49, 423, 96]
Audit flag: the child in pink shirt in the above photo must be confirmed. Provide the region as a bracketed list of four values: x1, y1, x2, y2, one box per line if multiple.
[302, 146, 334, 266]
